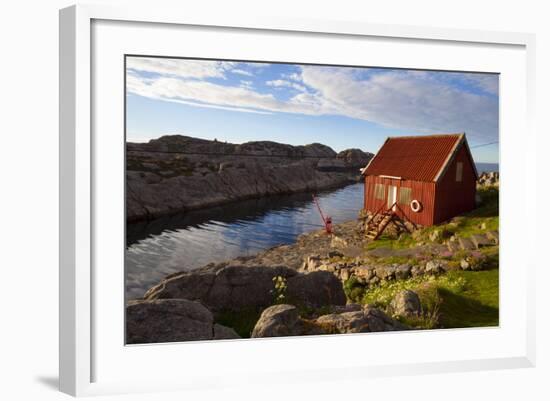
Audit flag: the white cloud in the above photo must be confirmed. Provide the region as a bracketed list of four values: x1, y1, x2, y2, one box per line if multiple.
[127, 60, 498, 143]
[126, 57, 236, 79]
[232, 69, 253, 76]
[293, 66, 498, 142]
[266, 79, 308, 92]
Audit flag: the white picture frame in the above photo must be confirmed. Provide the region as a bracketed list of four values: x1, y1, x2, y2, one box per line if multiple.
[59, 4, 536, 397]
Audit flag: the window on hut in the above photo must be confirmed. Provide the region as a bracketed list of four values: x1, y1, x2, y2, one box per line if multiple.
[374, 183, 385, 200]
[456, 162, 463, 182]
[399, 187, 412, 205]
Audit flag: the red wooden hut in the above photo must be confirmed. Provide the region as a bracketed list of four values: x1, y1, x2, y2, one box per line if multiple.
[361, 133, 478, 227]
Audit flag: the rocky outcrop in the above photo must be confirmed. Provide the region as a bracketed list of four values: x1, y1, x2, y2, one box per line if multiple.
[251, 304, 324, 337]
[337, 148, 374, 169]
[315, 306, 408, 333]
[144, 263, 346, 311]
[477, 171, 499, 187]
[126, 299, 240, 344]
[127, 135, 372, 222]
[251, 304, 407, 338]
[389, 290, 422, 318]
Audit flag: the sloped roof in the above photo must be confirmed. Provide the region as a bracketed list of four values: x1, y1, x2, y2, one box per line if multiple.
[363, 133, 476, 182]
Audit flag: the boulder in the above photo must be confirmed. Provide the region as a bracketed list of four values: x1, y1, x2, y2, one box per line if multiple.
[390, 290, 422, 318]
[471, 234, 493, 249]
[126, 299, 240, 344]
[425, 260, 443, 274]
[286, 271, 347, 307]
[213, 324, 241, 340]
[316, 306, 407, 333]
[458, 237, 476, 250]
[251, 304, 408, 338]
[145, 264, 346, 311]
[394, 264, 412, 280]
[354, 265, 375, 280]
[251, 304, 328, 338]
[251, 305, 302, 338]
[144, 264, 297, 311]
[375, 265, 396, 281]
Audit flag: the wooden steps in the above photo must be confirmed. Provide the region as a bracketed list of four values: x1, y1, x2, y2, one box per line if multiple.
[364, 202, 415, 240]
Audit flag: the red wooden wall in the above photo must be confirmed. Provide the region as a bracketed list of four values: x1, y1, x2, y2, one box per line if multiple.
[363, 175, 436, 226]
[433, 144, 477, 224]
[363, 144, 477, 226]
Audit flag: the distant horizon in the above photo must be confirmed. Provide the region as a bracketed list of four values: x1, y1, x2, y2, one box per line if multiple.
[126, 57, 499, 163]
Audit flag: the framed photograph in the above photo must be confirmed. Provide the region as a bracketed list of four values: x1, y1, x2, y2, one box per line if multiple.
[59, 4, 536, 396]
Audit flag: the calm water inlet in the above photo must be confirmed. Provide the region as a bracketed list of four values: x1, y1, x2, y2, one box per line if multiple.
[126, 183, 364, 299]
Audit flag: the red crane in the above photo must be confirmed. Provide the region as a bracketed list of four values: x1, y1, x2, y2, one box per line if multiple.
[312, 195, 332, 234]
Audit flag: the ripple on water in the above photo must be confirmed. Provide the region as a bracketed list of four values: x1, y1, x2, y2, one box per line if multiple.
[125, 183, 364, 299]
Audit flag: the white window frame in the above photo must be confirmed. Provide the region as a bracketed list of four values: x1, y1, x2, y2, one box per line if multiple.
[456, 162, 464, 182]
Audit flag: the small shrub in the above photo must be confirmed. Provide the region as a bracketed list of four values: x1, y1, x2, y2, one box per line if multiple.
[343, 277, 366, 303]
[271, 275, 288, 304]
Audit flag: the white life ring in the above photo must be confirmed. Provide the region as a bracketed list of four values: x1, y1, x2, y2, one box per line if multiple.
[410, 199, 422, 213]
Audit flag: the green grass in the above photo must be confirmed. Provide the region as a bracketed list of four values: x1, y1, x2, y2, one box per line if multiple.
[348, 267, 499, 329]
[421, 186, 499, 240]
[365, 234, 415, 251]
[366, 187, 499, 251]
[437, 269, 499, 328]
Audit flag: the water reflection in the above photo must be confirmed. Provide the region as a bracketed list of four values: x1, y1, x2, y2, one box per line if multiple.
[126, 183, 364, 299]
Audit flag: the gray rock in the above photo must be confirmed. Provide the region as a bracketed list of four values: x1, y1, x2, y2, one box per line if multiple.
[251, 305, 302, 338]
[145, 264, 345, 311]
[330, 303, 363, 314]
[471, 234, 493, 249]
[458, 237, 476, 250]
[144, 264, 297, 311]
[126, 299, 240, 344]
[213, 324, 241, 340]
[126, 135, 361, 222]
[328, 250, 344, 258]
[251, 304, 408, 338]
[375, 265, 396, 281]
[340, 268, 351, 281]
[390, 290, 422, 317]
[336, 148, 374, 168]
[316, 306, 407, 333]
[305, 255, 322, 271]
[447, 241, 461, 252]
[486, 230, 499, 244]
[394, 264, 412, 280]
[354, 265, 375, 280]
[425, 260, 443, 274]
[316, 311, 372, 333]
[286, 271, 347, 307]
[411, 265, 425, 277]
[316, 158, 347, 172]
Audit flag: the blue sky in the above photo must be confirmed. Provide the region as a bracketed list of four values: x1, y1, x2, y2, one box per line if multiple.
[126, 57, 499, 163]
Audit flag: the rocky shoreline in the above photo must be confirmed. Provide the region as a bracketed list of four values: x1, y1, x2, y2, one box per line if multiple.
[126, 135, 373, 222]
[127, 201, 499, 343]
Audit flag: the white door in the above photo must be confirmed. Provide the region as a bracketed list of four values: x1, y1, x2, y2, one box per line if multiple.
[387, 185, 397, 210]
